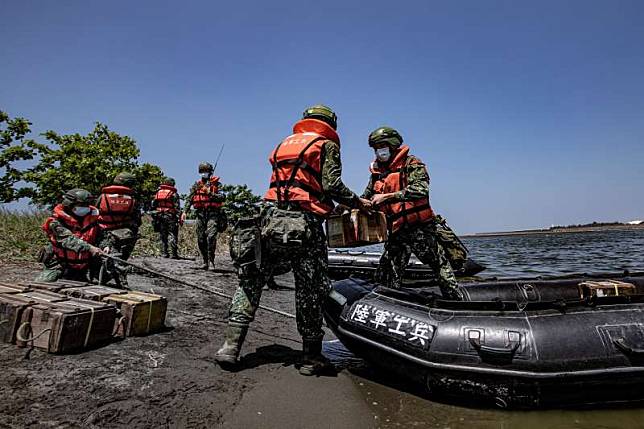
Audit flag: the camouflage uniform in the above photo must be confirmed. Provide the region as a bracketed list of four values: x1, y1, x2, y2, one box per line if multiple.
[185, 181, 226, 267]
[363, 154, 461, 298]
[152, 191, 181, 258]
[36, 221, 99, 282]
[228, 141, 359, 339]
[95, 194, 142, 286]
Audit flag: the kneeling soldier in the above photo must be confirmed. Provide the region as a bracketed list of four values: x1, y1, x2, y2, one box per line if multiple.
[37, 189, 104, 282]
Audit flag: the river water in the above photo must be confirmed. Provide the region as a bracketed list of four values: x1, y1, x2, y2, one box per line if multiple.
[325, 229, 644, 428]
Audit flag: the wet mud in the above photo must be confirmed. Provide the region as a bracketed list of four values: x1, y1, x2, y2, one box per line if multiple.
[0, 257, 376, 428]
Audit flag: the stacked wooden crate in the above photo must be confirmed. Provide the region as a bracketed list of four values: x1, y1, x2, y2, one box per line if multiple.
[0, 280, 168, 353]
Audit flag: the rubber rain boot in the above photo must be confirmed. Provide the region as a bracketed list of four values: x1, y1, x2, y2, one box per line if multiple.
[215, 323, 248, 369]
[299, 338, 334, 376]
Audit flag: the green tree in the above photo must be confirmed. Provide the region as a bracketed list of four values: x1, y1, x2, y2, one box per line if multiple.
[220, 184, 262, 224]
[1, 112, 166, 208]
[0, 111, 47, 202]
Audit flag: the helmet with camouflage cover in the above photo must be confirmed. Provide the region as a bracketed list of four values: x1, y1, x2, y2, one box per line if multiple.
[163, 177, 176, 186]
[303, 104, 337, 130]
[368, 126, 403, 148]
[62, 188, 93, 207]
[113, 171, 136, 187]
[198, 162, 214, 173]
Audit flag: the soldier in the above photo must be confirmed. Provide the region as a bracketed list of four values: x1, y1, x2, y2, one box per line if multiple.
[152, 177, 181, 259]
[215, 104, 372, 376]
[37, 189, 104, 282]
[362, 127, 463, 300]
[96, 171, 142, 286]
[184, 162, 226, 270]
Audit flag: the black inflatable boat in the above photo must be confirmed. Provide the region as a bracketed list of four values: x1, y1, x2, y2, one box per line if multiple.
[324, 274, 644, 409]
[327, 249, 486, 281]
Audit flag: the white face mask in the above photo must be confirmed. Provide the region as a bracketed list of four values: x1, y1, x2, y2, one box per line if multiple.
[375, 147, 391, 162]
[201, 173, 211, 180]
[73, 206, 91, 217]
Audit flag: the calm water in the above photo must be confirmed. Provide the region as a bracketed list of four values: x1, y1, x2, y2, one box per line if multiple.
[328, 229, 644, 428]
[463, 229, 644, 278]
[359, 228, 644, 278]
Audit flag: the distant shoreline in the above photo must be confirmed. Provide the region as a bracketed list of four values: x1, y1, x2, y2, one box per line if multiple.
[464, 223, 644, 238]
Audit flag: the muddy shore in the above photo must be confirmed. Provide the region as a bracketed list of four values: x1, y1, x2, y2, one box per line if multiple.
[0, 257, 378, 428]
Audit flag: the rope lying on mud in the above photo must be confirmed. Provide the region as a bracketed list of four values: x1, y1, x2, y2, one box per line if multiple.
[103, 255, 297, 320]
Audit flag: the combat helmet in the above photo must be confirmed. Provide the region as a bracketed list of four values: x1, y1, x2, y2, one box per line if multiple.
[62, 188, 93, 207]
[368, 126, 403, 148]
[198, 162, 214, 173]
[114, 171, 136, 187]
[163, 177, 176, 186]
[303, 104, 337, 130]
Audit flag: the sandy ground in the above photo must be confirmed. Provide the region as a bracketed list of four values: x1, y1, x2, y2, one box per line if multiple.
[0, 257, 378, 429]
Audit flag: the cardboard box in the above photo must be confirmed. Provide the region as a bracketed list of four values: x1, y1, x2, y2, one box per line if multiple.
[103, 291, 167, 337]
[327, 210, 387, 248]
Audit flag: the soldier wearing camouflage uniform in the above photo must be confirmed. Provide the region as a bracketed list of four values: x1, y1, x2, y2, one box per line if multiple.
[362, 127, 463, 300]
[184, 163, 226, 270]
[152, 177, 181, 258]
[96, 172, 142, 287]
[215, 105, 372, 375]
[37, 189, 105, 282]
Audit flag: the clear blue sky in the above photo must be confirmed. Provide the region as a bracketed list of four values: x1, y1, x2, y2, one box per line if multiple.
[2, 0, 643, 233]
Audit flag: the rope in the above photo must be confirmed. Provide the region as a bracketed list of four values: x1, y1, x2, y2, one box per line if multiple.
[102, 255, 296, 320]
[16, 322, 52, 343]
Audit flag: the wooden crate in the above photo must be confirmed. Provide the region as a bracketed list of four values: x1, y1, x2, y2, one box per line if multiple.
[0, 282, 31, 294]
[327, 210, 387, 248]
[19, 280, 86, 293]
[16, 298, 117, 353]
[103, 291, 167, 337]
[61, 285, 127, 302]
[579, 280, 636, 298]
[14, 290, 69, 304]
[0, 294, 32, 344]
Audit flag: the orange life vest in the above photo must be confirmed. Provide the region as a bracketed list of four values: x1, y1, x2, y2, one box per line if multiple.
[264, 118, 338, 216]
[97, 185, 136, 230]
[191, 177, 223, 210]
[154, 184, 178, 213]
[43, 204, 99, 270]
[370, 145, 435, 233]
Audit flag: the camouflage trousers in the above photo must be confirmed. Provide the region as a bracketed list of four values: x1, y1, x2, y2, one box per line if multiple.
[35, 244, 100, 282]
[375, 222, 461, 299]
[195, 209, 223, 264]
[97, 227, 139, 286]
[156, 213, 179, 257]
[228, 210, 329, 340]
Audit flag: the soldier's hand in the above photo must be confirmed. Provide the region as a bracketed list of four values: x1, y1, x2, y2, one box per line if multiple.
[371, 193, 394, 207]
[357, 198, 374, 215]
[89, 245, 105, 256]
[180, 212, 187, 223]
[332, 204, 350, 215]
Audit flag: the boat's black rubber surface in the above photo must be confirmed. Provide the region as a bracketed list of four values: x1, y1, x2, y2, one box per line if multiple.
[324, 275, 644, 409]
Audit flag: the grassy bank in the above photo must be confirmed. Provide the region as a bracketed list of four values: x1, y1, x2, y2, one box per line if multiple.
[0, 209, 229, 262]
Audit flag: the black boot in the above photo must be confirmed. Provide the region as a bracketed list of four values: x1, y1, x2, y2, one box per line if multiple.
[215, 323, 248, 368]
[199, 256, 209, 270]
[299, 338, 334, 376]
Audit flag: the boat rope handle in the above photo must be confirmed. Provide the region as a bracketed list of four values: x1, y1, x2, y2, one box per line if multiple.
[16, 322, 52, 343]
